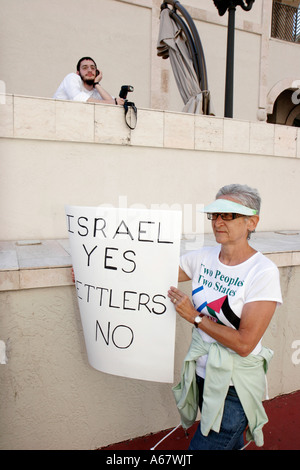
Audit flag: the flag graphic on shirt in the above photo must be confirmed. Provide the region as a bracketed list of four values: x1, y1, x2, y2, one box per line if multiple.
[192, 287, 240, 330]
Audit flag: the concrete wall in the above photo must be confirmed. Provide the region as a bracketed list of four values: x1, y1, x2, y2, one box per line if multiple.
[0, 283, 188, 450]
[1, 95, 300, 241]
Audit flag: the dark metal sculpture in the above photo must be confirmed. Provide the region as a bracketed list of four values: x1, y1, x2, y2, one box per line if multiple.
[213, 0, 255, 118]
[160, 1, 210, 114]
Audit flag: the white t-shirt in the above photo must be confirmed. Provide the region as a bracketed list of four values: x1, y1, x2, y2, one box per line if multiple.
[53, 73, 104, 102]
[180, 246, 282, 377]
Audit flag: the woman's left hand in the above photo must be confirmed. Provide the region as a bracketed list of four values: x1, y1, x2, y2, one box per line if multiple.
[168, 286, 196, 324]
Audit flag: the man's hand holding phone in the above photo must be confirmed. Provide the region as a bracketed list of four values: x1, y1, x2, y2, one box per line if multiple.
[94, 70, 103, 85]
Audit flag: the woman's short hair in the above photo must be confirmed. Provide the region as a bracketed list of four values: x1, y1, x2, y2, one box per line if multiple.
[216, 184, 261, 215]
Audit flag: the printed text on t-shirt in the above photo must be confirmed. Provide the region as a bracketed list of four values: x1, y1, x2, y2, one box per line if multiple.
[198, 264, 244, 297]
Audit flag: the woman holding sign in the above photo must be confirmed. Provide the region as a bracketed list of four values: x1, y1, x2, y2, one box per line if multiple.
[168, 184, 282, 450]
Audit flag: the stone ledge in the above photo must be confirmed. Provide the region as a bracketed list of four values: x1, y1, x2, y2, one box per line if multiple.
[1, 94, 300, 158]
[0, 231, 299, 291]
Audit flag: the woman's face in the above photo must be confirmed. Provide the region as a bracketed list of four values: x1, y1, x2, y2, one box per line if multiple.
[211, 196, 259, 246]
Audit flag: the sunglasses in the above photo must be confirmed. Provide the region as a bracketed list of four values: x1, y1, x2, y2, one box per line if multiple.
[207, 213, 245, 221]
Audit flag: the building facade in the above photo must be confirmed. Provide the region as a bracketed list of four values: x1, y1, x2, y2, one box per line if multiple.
[1, 0, 300, 450]
[1, 0, 300, 123]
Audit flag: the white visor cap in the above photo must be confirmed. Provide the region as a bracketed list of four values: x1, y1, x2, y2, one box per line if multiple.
[202, 198, 258, 216]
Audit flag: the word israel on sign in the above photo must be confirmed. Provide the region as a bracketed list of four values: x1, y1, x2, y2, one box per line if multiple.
[65, 206, 182, 383]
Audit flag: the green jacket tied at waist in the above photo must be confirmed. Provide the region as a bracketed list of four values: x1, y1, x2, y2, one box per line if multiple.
[172, 327, 273, 447]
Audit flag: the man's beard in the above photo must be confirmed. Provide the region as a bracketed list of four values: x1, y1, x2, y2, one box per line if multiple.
[79, 73, 95, 86]
[84, 78, 95, 86]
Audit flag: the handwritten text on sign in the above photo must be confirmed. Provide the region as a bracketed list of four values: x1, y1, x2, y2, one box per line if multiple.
[66, 206, 182, 382]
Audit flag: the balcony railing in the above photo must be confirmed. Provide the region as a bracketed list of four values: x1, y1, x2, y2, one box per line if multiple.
[271, 1, 300, 43]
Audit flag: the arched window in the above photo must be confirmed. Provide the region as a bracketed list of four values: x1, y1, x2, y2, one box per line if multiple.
[267, 79, 300, 126]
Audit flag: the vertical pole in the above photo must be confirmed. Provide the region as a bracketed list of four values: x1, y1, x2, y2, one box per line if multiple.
[224, 4, 236, 118]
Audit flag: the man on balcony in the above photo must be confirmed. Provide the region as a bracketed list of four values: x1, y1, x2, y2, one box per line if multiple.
[53, 57, 124, 105]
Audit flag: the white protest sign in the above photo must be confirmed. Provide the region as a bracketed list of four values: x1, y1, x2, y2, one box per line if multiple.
[66, 206, 182, 383]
